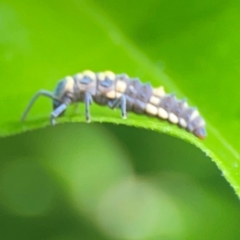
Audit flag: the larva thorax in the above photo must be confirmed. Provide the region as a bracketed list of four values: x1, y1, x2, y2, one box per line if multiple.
[51, 70, 206, 139]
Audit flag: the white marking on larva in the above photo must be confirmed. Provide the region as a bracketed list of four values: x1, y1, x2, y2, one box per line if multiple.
[197, 118, 205, 127]
[116, 81, 127, 93]
[146, 104, 158, 115]
[65, 76, 75, 92]
[74, 73, 83, 80]
[106, 90, 116, 99]
[169, 113, 179, 124]
[189, 110, 199, 121]
[83, 70, 96, 80]
[98, 72, 106, 81]
[179, 118, 187, 128]
[129, 85, 135, 91]
[116, 92, 123, 98]
[150, 96, 160, 105]
[153, 86, 165, 97]
[183, 101, 188, 109]
[104, 71, 115, 81]
[158, 107, 168, 119]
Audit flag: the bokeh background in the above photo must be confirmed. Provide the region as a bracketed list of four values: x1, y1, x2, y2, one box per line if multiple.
[1, 124, 240, 240]
[1, 0, 240, 239]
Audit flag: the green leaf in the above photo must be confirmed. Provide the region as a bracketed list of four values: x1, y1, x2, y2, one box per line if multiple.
[1, 0, 240, 197]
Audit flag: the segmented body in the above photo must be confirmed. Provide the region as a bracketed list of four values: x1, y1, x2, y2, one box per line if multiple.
[22, 70, 206, 139]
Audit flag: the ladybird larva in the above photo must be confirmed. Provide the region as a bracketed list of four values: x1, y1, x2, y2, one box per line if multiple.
[21, 70, 206, 139]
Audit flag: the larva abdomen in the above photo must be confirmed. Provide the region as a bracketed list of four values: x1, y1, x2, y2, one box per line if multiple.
[21, 70, 206, 139]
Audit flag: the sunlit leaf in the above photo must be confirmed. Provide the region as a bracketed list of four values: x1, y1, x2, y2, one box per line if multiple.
[1, 0, 240, 197]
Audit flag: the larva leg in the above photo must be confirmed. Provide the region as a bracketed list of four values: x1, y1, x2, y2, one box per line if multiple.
[50, 103, 68, 125]
[120, 95, 127, 119]
[21, 90, 59, 122]
[84, 92, 93, 122]
[108, 95, 127, 119]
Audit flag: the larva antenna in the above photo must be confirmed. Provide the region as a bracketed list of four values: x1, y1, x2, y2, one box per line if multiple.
[21, 90, 59, 122]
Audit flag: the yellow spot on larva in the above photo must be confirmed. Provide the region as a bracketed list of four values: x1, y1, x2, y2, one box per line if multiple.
[74, 73, 83, 80]
[106, 90, 116, 99]
[146, 104, 158, 115]
[179, 118, 187, 128]
[104, 71, 115, 81]
[116, 81, 127, 93]
[83, 70, 96, 81]
[198, 118, 205, 127]
[98, 72, 106, 81]
[158, 108, 168, 119]
[64, 76, 75, 92]
[150, 96, 160, 105]
[116, 92, 123, 98]
[169, 113, 179, 124]
[182, 101, 188, 108]
[153, 87, 165, 97]
[189, 110, 199, 121]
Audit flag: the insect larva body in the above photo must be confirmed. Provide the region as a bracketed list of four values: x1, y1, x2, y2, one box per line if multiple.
[21, 70, 206, 139]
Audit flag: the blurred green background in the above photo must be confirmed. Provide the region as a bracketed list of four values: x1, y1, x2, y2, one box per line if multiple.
[1, 124, 240, 240]
[1, 0, 240, 239]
